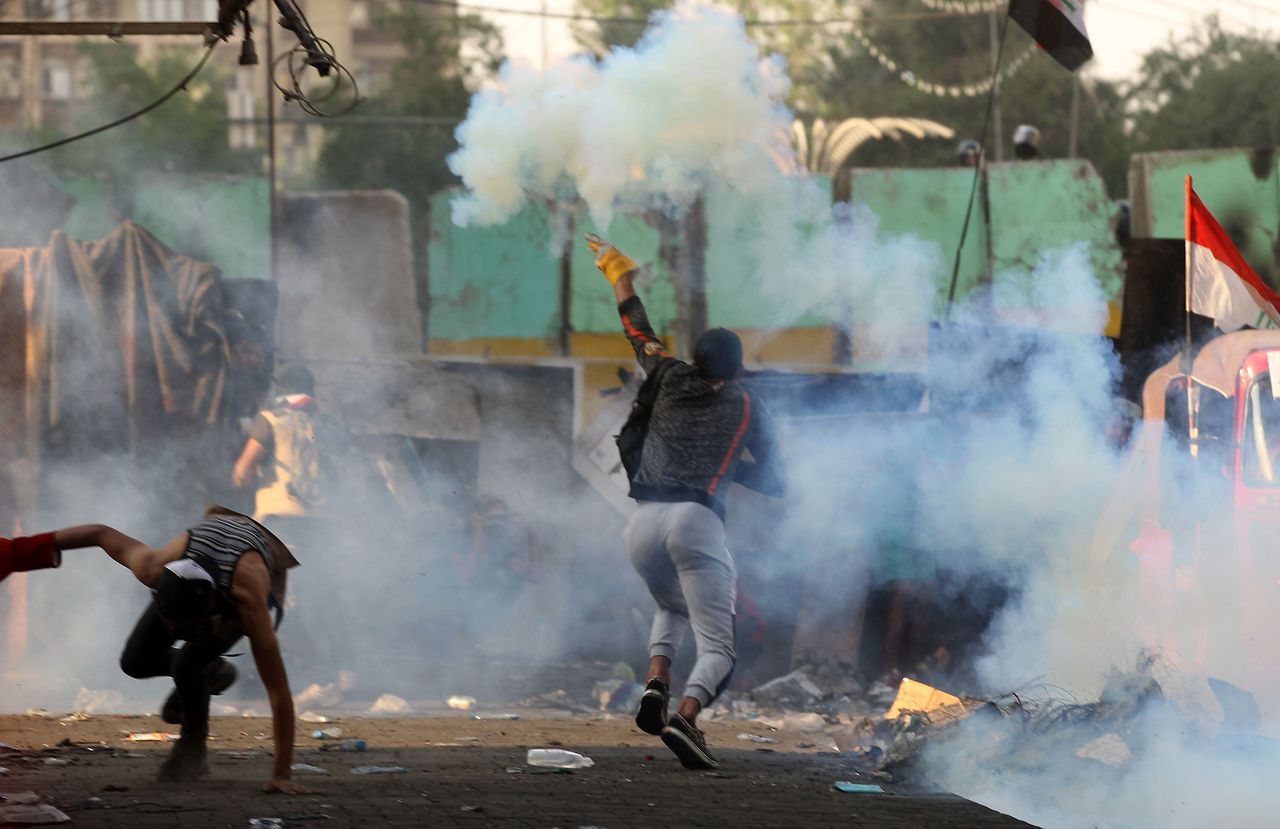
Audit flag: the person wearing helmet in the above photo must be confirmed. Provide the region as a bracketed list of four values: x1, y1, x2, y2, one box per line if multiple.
[1013, 124, 1042, 160]
[955, 139, 983, 167]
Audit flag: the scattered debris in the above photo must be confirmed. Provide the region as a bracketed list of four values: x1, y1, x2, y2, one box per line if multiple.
[832, 781, 884, 794]
[23, 709, 53, 719]
[736, 733, 778, 744]
[320, 739, 366, 752]
[58, 712, 91, 723]
[351, 766, 408, 775]
[0, 804, 71, 824]
[593, 680, 643, 712]
[527, 749, 594, 769]
[311, 728, 343, 740]
[291, 763, 330, 775]
[369, 694, 411, 715]
[460, 804, 484, 813]
[218, 750, 270, 760]
[298, 711, 334, 724]
[446, 696, 477, 711]
[125, 732, 179, 743]
[470, 713, 520, 721]
[42, 759, 68, 767]
[248, 819, 283, 829]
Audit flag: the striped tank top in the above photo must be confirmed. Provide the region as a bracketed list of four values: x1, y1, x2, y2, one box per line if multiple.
[184, 515, 275, 593]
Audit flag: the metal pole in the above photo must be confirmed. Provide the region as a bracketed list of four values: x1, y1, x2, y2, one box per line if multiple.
[266, 9, 277, 283]
[1068, 73, 1080, 158]
[988, 12, 1004, 162]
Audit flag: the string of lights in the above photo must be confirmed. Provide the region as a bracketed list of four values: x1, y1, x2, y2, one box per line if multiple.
[850, 23, 1038, 97]
[917, 0, 1007, 13]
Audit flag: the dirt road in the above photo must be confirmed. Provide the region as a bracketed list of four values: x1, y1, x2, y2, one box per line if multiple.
[0, 714, 1039, 828]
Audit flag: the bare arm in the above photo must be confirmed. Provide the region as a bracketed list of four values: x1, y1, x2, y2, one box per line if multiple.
[233, 439, 268, 489]
[613, 271, 637, 305]
[233, 557, 313, 794]
[53, 525, 180, 587]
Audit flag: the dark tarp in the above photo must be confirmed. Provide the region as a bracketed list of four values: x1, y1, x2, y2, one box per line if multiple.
[0, 221, 232, 527]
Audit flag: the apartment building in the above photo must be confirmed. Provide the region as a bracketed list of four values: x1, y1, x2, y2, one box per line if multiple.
[0, 1, 430, 175]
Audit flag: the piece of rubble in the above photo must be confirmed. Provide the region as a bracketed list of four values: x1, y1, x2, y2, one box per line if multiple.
[351, 766, 408, 775]
[291, 763, 329, 775]
[750, 671, 825, 706]
[0, 804, 70, 824]
[736, 733, 778, 744]
[369, 694, 411, 715]
[593, 680, 643, 712]
[781, 712, 826, 733]
[1075, 733, 1131, 768]
[884, 678, 974, 721]
[298, 711, 334, 724]
[125, 732, 178, 742]
[832, 781, 883, 794]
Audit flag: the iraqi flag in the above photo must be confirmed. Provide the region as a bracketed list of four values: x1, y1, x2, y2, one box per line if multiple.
[1008, 0, 1093, 71]
[1186, 177, 1280, 332]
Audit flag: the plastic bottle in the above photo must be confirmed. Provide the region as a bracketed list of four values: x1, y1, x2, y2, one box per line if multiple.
[320, 738, 366, 752]
[526, 748, 594, 769]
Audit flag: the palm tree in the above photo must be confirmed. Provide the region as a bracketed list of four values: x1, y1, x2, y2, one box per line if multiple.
[786, 117, 954, 175]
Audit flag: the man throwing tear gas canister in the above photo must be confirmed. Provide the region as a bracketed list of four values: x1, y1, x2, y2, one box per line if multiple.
[2, 508, 311, 793]
[587, 233, 786, 770]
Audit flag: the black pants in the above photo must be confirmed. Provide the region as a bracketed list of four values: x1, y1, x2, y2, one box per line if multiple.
[119, 601, 242, 745]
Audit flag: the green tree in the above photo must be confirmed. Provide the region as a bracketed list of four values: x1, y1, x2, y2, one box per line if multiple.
[312, 8, 504, 207]
[802, 3, 1128, 191]
[1127, 17, 1280, 153]
[42, 42, 257, 175]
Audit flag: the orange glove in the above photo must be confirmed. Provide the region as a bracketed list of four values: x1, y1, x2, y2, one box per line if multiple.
[585, 233, 637, 286]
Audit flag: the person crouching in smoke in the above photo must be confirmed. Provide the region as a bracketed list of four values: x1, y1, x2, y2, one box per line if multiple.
[587, 233, 786, 770]
[1, 508, 311, 793]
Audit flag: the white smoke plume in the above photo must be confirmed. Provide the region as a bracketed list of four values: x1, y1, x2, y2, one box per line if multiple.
[448, 0, 792, 228]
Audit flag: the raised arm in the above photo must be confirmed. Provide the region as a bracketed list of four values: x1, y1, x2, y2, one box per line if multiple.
[586, 234, 671, 375]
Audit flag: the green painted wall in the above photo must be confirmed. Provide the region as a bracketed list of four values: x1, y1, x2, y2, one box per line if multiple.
[987, 161, 1124, 303]
[427, 191, 561, 341]
[422, 161, 1128, 343]
[848, 167, 988, 315]
[130, 173, 270, 281]
[1132, 148, 1279, 287]
[705, 177, 835, 330]
[571, 210, 675, 335]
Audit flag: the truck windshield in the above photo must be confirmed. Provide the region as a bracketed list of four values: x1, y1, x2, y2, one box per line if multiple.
[1242, 376, 1280, 486]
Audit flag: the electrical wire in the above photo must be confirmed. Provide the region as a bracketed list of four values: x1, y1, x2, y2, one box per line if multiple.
[410, 0, 987, 27]
[943, 11, 1010, 321]
[0, 41, 217, 166]
[269, 0, 361, 117]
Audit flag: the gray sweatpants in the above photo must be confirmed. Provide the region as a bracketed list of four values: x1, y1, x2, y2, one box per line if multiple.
[625, 501, 737, 707]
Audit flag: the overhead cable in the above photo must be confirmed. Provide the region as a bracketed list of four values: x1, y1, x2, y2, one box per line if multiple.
[0, 43, 218, 166]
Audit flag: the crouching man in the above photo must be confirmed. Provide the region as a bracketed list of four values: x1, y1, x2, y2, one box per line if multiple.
[10, 508, 312, 793]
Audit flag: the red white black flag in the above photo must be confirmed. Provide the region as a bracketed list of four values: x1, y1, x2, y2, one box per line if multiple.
[1008, 0, 1093, 71]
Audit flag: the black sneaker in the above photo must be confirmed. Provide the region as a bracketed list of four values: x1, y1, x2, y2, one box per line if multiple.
[661, 713, 718, 770]
[635, 676, 670, 736]
[161, 661, 238, 725]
